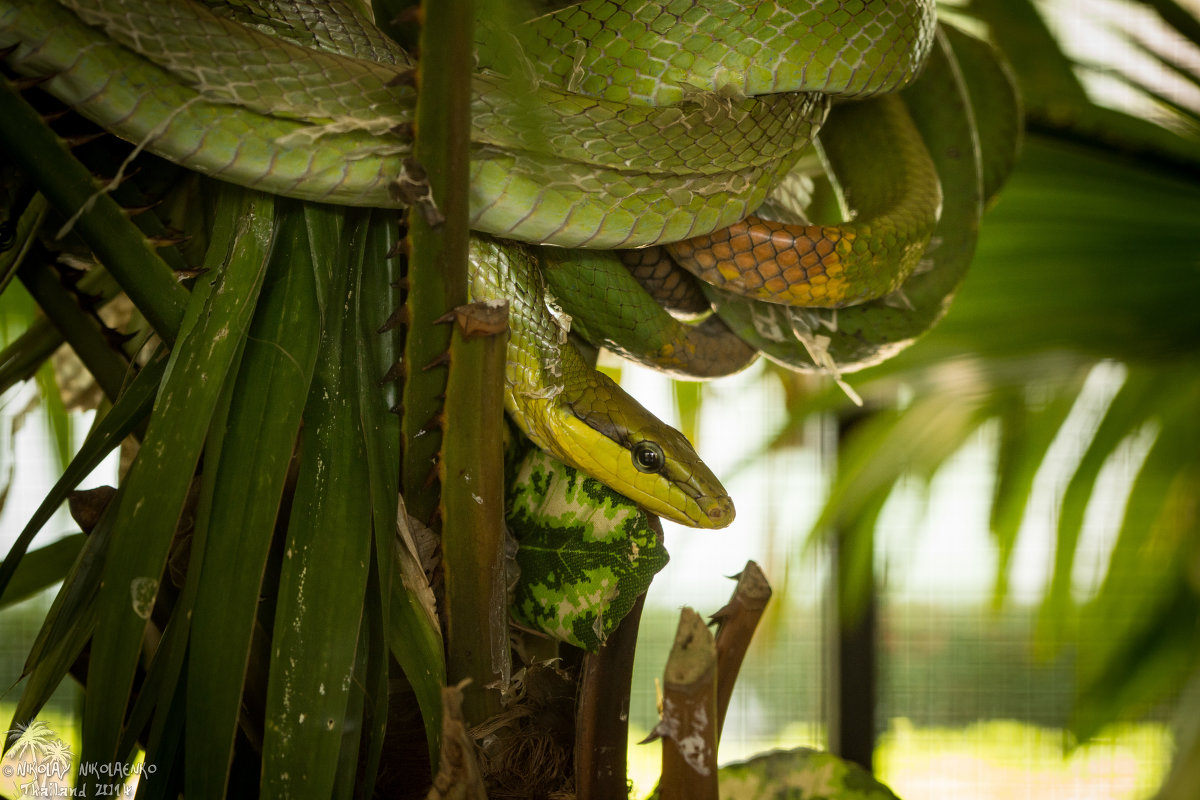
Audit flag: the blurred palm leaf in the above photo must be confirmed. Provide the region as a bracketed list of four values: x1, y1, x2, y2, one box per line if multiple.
[778, 0, 1200, 768]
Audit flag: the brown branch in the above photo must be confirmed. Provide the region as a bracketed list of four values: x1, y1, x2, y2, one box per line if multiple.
[575, 589, 647, 800]
[651, 607, 718, 800]
[711, 560, 772, 739]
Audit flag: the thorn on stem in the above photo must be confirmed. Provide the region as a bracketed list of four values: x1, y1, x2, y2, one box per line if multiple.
[378, 304, 408, 333]
[424, 350, 450, 370]
[120, 202, 160, 218]
[40, 107, 71, 124]
[385, 237, 408, 260]
[380, 359, 405, 384]
[63, 130, 108, 149]
[147, 233, 190, 249]
[102, 328, 137, 347]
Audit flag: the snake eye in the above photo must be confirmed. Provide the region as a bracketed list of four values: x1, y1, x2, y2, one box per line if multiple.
[632, 441, 665, 474]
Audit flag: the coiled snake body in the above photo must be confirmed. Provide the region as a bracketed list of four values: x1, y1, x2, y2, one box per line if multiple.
[0, 0, 967, 528]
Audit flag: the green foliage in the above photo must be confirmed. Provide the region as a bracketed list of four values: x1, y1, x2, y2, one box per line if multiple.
[0, 536, 84, 611]
[0, 105, 443, 794]
[718, 747, 901, 799]
[770, 0, 1200, 768]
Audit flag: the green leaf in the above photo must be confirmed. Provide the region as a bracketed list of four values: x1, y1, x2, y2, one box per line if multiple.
[717, 747, 902, 799]
[673, 379, 703, 445]
[17, 256, 131, 401]
[80, 186, 274, 778]
[0, 190, 47, 299]
[261, 209, 374, 798]
[0, 76, 187, 341]
[1073, 579, 1197, 741]
[988, 377, 1085, 607]
[963, 0, 1087, 110]
[1038, 368, 1170, 639]
[1156, 669, 1200, 800]
[355, 213, 445, 762]
[887, 137, 1200, 365]
[505, 448, 669, 652]
[10, 517, 104, 731]
[0, 352, 163, 602]
[812, 395, 989, 537]
[135, 676, 187, 800]
[184, 199, 333, 800]
[33, 361, 71, 472]
[0, 534, 84, 610]
[350, 557, 391, 800]
[1143, 0, 1200, 47]
[332, 604, 370, 800]
[1066, 374, 1200, 738]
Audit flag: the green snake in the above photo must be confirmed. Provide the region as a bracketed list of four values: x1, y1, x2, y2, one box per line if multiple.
[0, 0, 981, 529]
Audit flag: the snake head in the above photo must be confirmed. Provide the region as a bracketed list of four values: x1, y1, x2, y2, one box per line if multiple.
[557, 375, 735, 530]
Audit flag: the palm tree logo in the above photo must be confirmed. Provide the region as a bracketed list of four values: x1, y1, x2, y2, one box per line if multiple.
[3, 720, 74, 793]
[6, 720, 55, 761]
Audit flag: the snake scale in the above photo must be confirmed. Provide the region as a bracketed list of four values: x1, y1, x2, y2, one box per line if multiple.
[0, 0, 1018, 528]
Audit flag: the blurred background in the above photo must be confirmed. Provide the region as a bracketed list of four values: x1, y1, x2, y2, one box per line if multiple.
[4, 0, 1200, 798]
[623, 0, 1200, 796]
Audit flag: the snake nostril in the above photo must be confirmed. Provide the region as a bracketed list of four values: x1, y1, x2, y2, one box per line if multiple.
[706, 496, 735, 526]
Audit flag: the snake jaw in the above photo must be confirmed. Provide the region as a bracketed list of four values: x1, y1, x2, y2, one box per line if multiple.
[555, 402, 735, 530]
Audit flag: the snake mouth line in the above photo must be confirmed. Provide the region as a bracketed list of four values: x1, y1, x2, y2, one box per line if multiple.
[693, 493, 736, 528]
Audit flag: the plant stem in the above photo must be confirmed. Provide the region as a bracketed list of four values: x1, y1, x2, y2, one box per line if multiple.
[400, 0, 474, 527]
[712, 561, 772, 740]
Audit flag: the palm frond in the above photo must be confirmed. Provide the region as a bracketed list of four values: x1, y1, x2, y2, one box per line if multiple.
[787, 0, 1200, 749]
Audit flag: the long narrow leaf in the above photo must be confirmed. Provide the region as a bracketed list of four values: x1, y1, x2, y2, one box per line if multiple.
[892, 139, 1200, 366]
[261, 210, 374, 797]
[811, 393, 990, 538]
[989, 377, 1085, 607]
[184, 200, 333, 799]
[10, 502, 115, 729]
[17, 255, 130, 401]
[0, 77, 187, 341]
[1071, 377, 1200, 737]
[351, 555, 391, 800]
[80, 186, 274, 778]
[0, 353, 165, 604]
[1038, 368, 1172, 639]
[0, 534, 85, 610]
[356, 211, 444, 762]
